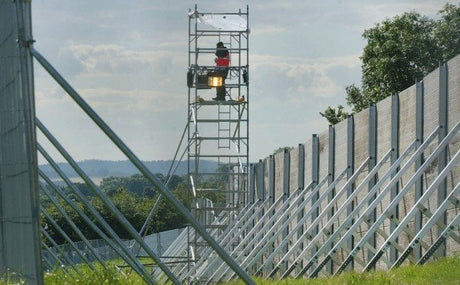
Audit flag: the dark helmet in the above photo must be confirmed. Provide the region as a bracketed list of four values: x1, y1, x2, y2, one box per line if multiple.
[216, 41, 224, 47]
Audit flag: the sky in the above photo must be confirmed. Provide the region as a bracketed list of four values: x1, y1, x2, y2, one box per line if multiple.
[31, 0, 446, 163]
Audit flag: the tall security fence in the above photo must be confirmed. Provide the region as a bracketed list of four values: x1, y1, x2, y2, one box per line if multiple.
[158, 55, 460, 282]
[1, 2, 459, 284]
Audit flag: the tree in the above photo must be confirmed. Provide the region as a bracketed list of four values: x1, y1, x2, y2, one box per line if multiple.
[273, 146, 293, 155]
[435, 3, 460, 61]
[321, 3, 460, 124]
[41, 174, 191, 244]
[361, 11, 438, 102]
[319, 105, 349, 125]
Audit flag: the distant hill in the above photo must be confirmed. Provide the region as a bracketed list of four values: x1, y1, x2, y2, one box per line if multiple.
[39, 159, 218, 179]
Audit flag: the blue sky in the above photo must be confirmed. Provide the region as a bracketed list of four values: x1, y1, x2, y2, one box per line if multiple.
[32, 0, 444, 163]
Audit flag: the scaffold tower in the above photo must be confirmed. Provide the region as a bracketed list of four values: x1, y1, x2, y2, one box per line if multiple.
[187, 5, 249, 263]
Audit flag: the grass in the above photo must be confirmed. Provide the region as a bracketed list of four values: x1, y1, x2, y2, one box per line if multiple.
[44, 262, 146, 285]
[1, 255, 459, 284]
[230, 255, 460, 285]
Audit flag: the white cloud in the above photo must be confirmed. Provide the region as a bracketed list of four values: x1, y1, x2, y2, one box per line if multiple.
[31, 0, 445, 161]
[77, 88, 182, 113]
[250, 53, 360, 102]
[65, 44, 179, 76]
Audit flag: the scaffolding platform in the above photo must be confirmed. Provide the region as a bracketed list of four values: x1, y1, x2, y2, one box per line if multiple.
[192, 100, 247, 106]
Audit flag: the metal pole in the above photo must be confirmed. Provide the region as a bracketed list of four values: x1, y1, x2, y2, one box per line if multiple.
[249, 164, 256, 204]
[37, 153, 156, 284]
[368, 104, 377, 264]
[311, 135, 320, 259]
[31, 48, 255, 285]
[390, 93, 400, 264]
[40, 186, 108, 271]
[42, 243, 71, 276]
[257, 160, 266, 201]
[326, 125, 335, 274]
[40, 209, 83, 275]
[414, 80, 424, 260]
[269, 155, 275, 205]
[281, 148, 291, 270]
[437, 62, 448, 257]
[346, 115, 355, 270]
[36, 123, 175, 284]
[297, 144, 305, 257]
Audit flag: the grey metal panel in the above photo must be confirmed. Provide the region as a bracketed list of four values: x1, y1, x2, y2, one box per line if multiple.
[0, 1, 42, 283]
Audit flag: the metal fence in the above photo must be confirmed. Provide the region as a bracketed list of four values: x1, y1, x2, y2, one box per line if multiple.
[156, 57, 460, 282]
[42, 228, 184, 269]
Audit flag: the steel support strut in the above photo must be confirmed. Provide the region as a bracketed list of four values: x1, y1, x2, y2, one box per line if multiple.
[31, 48, 255, 285]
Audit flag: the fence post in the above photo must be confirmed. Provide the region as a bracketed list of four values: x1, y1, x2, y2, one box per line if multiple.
[269, 155, 276, 205]
[249, 164, 256, 204]
[437, 62, 448, 256]
[414, 80, 424, 260]
[281, 149, 291, 269]
[326, 125, 335, 273]
[346, 115, 355, 270]
[311, 135, 320, 257]
[368, 103, 378, 264]
[258, 159, 266, 201]
[297, 144, 305, 253]
[390, 93, 400, 264]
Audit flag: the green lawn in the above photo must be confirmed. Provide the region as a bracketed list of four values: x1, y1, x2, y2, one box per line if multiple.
[1, 255, 459, 284]
[231, 255, 460, 285]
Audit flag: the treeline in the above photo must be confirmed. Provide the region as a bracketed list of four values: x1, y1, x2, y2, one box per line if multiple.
[40, 169, 231, 245]
[40, 173, 190, 245]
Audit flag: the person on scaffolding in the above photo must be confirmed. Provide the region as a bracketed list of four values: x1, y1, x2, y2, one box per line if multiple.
[212, 41, 230, 101]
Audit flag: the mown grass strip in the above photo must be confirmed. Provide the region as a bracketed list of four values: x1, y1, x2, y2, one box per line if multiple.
[230, 255, 460, 285]
[1, 255, 459, 284]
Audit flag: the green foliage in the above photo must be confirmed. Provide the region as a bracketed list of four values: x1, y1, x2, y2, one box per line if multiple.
[322, 3, 460, 124]
[273, 146, 294, 155]
[41, 174, 189, 244]
[361, 11, 439, 102]
[43, 263, 145, 285]
[435, 3, 460, 62]
[319, 105, 349, 125]
[99, 173, 184, 197]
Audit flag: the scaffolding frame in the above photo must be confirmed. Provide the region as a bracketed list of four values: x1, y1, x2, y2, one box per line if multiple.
[186, 5, 250, 273]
